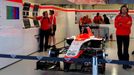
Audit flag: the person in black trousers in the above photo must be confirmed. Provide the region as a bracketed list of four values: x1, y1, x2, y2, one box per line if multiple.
[28, 11, 51, 52]
[115, 5, 132, 69]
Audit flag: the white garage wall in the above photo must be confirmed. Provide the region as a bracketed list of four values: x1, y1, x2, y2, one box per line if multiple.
[55, 10, 68, 45]
[66, 11, 79, 37]
[0, 0, 38, 69]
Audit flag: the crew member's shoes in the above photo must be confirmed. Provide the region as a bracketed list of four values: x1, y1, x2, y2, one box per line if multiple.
[44, 49, 47, 52]
[132, 51, 134, 54]
[52, 45, 56, 49]
[122, 65, 132, 69]
[47, 45, 51, 49]
[37, 50, 43, 52]
[126, 65, 132, 68]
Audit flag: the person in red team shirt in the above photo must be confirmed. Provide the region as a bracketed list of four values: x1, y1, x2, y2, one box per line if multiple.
[115, 5, 132, 69]
[85, 15, 92, 24]
[48, 10, 57, 48]
[28, 11, 51, 52]
[93, 13, 103, 24]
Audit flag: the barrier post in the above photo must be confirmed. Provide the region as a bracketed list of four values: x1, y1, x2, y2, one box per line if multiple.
[92, 56, 98, 75]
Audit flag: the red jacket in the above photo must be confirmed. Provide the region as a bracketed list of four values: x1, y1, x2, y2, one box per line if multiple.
[50, 15, 56, 25]
[36, 16, 51, 30]
[115, 14, 132, 36]
[93, 16, 103, 24]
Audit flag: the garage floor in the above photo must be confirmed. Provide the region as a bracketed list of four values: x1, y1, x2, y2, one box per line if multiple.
[0, 40, 134, 75]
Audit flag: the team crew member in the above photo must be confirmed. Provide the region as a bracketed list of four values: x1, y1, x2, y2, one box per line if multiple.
[103, 14, 110, 24]
[28, 11, 51, 52]
[115, 5, 132, 69]
[81, 15, 92, 34]
[93, 13, 103, 24]
[79, 17, 83, 34]
[49, 10, 57, 48]
[85, 15, 92, 24]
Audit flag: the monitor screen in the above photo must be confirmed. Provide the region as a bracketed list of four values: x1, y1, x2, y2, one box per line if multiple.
[7, 6, 19, 19]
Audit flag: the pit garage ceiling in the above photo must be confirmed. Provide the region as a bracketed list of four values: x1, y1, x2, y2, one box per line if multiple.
[34, 0, 75, 4]
[68, 0, 106, 4]
[32, 0, 108, 4]
[24, 0, 134, 4]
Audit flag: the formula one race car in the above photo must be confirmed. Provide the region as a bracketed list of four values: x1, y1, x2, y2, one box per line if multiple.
[36, 25, 106, 74]
[64, 25, 106, 74]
